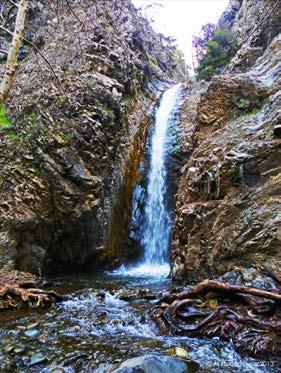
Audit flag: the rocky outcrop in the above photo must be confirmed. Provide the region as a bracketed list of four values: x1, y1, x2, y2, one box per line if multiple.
[222, 0, 281, 72]
[0, 0, 183, 274]
[172, 0, 281, 281]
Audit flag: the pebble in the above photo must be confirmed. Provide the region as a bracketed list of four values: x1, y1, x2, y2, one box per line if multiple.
[26, 322, 39, 330]
[24, 329, 39, 338]
[175, 347, 189, 359]
[29, 352, 47, 366]
[14, 346, 25, 354]
[3, 344, 14, 353]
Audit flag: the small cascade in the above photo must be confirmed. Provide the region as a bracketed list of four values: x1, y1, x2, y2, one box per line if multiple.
[117, 83, 182, 277]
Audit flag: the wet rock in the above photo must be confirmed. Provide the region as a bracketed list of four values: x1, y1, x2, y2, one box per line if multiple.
[14, 345, 25, 354]
[29, 352, 47, 366]
[175, 347, 189, 359]
[172, 33, 281, 281]
[47, 368, 67, 373]
[118, 288, 157, 302]
[24, 329, 39, 338]
[97, 290, 106, 300]
[26, 322, 39, 329]
[111, 354, 190, 373]
[3, 344, 14, 353]
[220, 267, 279, 290]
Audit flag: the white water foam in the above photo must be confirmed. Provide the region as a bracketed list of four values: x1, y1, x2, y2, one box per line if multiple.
[112, 263, 170, 277]
[114, 84, 182, 278]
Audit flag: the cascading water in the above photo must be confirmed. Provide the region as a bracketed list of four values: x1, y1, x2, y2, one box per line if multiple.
[118, 83, 182, 276]
[139, 83, 182, 275]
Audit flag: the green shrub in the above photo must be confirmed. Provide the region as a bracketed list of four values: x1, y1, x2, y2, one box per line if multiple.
[193, 25, 238, 81]
[0, 104, 11, 128]
[231, 104, 262, 121]
[8, 132, 21, 142]
[236, 98, 250, 110]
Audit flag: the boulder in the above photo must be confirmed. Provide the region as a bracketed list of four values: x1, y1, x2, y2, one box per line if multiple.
[111, 355, 190, 373]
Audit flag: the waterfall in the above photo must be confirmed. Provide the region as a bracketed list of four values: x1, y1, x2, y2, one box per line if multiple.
[112, 83, 182, 277]
[139, 83, 182, 275]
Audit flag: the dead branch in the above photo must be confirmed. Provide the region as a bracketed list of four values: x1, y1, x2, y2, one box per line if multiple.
[65, 0, 83, 24]
[0, 0, 29, 105]
[22, 37, 68, 97]
[0, 284, 63, 310]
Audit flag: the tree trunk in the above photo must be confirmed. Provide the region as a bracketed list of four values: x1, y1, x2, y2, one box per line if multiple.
[0, 0, 29, 105]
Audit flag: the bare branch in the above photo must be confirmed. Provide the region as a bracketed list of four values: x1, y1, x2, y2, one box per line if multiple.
[0, 25, 13, 35]
[7, 0, 19, 7]
[65, 0, 83, 24]
[0, 0, 29, 105]
[23, 37, 68, 97]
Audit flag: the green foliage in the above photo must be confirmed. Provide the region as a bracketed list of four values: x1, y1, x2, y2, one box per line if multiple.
[104, 106, 115, 118]
[8, 132, 21, 142]
[196, 27, 238, 81]
[0, 105, 11, 128]
[231, 104, 262, 121]
[236, 98, 250, 110]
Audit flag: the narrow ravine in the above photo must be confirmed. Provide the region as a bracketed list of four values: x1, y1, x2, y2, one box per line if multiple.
[0, 86, 278, 372]
[0, 0, 280, 372]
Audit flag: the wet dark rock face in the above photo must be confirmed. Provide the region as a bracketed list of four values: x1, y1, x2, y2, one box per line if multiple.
[172, 0, 281, 281]
[0, 0, 183, 274]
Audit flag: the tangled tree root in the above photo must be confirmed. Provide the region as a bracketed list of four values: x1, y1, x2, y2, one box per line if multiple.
[152, 280, 281, 358]
[0, 268, 63, 311]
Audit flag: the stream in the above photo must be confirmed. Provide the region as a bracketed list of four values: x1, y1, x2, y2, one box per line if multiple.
[0, 273, 278, 372]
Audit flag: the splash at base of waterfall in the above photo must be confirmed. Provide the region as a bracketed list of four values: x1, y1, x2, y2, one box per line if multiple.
[111, 263, 170, 277]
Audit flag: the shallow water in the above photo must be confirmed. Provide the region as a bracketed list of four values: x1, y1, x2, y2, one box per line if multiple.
[0, 273, 279, 372]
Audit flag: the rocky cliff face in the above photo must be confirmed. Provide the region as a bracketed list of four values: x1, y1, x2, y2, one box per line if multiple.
[172, 0, 281, 281]
[0, 0, 183, 274]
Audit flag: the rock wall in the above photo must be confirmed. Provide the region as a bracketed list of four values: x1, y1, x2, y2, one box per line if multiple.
[0, 0, 183, 274]
[172, 0, 281, 281]
[221, 0, 281, 71]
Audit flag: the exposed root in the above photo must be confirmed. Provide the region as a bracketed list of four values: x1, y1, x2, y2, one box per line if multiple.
[0, 268, 63, 311]
[152, 280, 281, 358]
[163, 280, 281, 303]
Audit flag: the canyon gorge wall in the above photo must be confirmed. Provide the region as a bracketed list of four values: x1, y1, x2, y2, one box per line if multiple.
[0, 0, 183, 274]
[172, 0, 281, 280]
[0, 0, 279, 281]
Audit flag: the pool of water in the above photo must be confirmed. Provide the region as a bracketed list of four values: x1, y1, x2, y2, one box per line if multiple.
[0, 273, 279, 372]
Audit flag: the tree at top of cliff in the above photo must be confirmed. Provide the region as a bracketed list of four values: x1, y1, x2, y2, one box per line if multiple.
[192, 23, 217, 64]
[192, 23, 238, 81]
